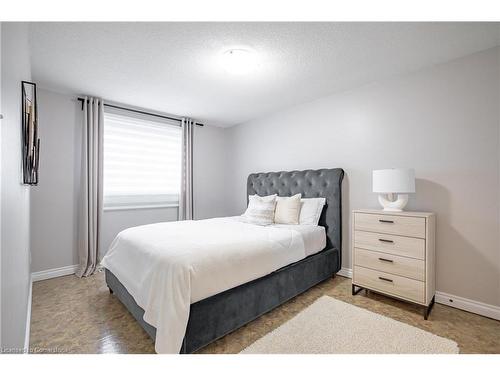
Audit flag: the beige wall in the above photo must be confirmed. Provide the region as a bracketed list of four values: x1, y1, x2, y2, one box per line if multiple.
[1, 23, 32, 349]
[226, 47, 500, 307]
[30, 89, 80, 271]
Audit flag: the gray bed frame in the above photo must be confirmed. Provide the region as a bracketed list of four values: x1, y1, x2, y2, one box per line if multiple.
[105, 168, 344, 353]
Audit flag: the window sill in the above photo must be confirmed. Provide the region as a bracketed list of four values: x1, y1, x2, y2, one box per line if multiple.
[103, 204, 179, 212]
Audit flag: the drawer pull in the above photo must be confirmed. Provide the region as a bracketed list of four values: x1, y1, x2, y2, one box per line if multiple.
[379, 219, 394, 223]
[378, 276, 393, 282]
[378, 257, 394, 263]
[378, 238, 394, 243]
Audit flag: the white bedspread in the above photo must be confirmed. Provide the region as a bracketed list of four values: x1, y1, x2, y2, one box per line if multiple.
[100, 217, 313, 354]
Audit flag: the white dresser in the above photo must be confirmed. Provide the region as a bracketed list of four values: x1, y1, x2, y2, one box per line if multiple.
[352, 209, 436, 319]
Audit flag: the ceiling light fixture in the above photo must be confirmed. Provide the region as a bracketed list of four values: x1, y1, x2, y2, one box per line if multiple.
[221, 48, 257, 75]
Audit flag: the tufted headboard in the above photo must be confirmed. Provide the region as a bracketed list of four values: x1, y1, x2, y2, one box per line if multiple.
[247, 168, 344, 257]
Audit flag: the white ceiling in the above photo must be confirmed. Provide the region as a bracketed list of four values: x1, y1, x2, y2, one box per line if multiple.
[30, 22, 500, 127]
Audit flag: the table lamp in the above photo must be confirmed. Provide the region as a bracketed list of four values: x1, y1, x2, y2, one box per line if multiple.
[372, 168, 415, 211]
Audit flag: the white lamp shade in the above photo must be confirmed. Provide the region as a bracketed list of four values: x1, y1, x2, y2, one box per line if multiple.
[373, 168, 415, 193]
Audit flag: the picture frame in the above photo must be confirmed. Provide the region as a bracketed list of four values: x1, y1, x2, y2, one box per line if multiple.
[21, 80, 40, 185]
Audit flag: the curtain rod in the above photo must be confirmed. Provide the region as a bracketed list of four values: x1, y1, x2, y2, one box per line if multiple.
[76, 97, 204, 127]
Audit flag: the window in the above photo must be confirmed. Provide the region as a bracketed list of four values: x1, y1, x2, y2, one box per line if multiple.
[103, 110, 182, 210]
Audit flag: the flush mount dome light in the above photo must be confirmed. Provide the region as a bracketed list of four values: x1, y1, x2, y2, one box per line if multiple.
[221, 49, 257, 75]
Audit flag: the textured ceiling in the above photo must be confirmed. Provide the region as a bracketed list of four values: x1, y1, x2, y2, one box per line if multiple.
[30, 22, 500, 127]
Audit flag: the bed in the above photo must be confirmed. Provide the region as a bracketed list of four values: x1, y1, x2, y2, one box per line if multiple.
[103, 168, 344, 353]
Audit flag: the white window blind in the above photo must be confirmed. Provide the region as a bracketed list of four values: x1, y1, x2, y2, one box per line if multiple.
[103, 111, 182, 210]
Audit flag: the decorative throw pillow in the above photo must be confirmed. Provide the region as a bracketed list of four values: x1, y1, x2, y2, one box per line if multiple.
[274, 194, 302, 225]
[299, 197, 326, 225]
[242, 194, 277, 225]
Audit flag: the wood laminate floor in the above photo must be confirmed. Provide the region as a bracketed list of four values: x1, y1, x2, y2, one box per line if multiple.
[30, 271, 500, 354]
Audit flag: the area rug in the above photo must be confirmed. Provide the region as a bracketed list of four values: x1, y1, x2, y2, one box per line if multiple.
[240, 296, 459, 354]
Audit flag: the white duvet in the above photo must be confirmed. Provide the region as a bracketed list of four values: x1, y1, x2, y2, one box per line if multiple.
[100, 217, 321, 354]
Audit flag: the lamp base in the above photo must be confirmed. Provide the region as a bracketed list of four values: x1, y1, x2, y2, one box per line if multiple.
[378, 193, 408, 212]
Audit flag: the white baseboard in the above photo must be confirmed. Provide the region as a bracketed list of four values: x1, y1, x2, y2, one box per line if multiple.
[24, 275, 32, 353]
[337, 267, 353, 278]
[337, 267, 499, 321]
[435, 291, 500, 321]
[32, 264, 78, 282]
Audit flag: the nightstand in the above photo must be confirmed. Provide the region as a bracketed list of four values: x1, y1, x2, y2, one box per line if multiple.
[351, 209, 436, 319]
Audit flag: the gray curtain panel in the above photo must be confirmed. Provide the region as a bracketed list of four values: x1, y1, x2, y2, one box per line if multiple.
[179, 118, 194, 220]
[76, 97, 104, 278]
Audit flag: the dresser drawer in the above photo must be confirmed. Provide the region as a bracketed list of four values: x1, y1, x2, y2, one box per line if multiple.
[354, 212, 426, 238]
[353, 230, 425, 259]
[354, 248, 425, 281]
[353, 266, 425, 304]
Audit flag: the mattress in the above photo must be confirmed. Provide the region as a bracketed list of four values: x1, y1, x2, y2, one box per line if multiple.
[100, 216, 326, 353]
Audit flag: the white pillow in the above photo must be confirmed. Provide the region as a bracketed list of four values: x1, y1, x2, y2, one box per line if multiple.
[242, 194, 277, 225]
[274, 194, 302, 224]
[248, 194, 276, 202]
[299, 197, 326, 225]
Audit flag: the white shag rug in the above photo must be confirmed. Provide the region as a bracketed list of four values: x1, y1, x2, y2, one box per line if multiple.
[240, 296, 459, 354]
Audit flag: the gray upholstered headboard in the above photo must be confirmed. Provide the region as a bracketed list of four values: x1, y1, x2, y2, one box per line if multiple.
[247, 168, 344, 256]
